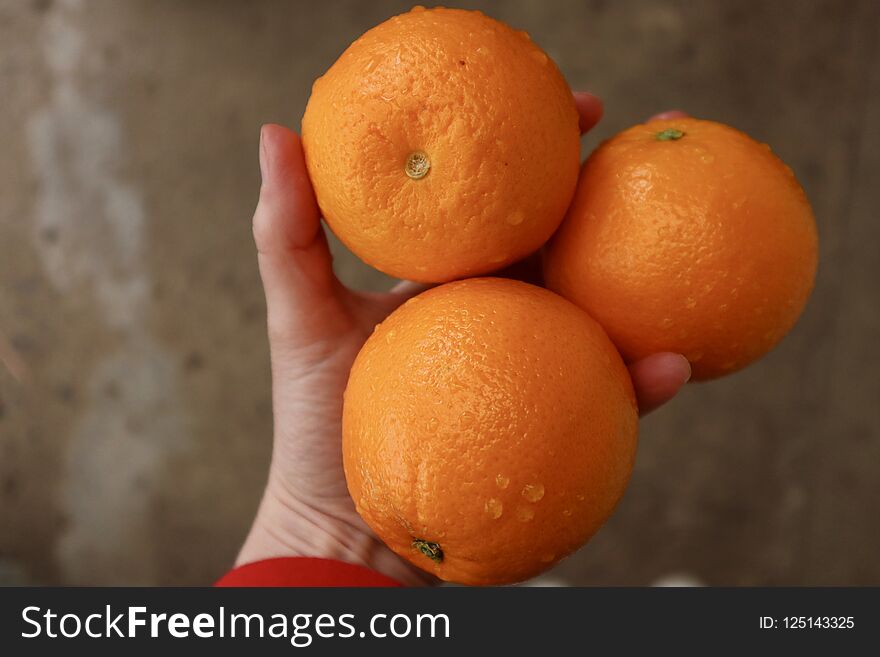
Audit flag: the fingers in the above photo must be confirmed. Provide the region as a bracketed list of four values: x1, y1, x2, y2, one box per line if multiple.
[574, 93, 687, 132]
[648, 110, 688, 121]
[253, 124, 341, 338]
[573, 91, 604, 134]
[629, 352, 691, 416]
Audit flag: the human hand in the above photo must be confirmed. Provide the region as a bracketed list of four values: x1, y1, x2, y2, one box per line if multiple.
[235, 94, 692, 585]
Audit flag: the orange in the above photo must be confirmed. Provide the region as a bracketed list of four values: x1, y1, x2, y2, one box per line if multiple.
[342, 278, 638, 585]
[302, 7, 580, 283]
[544, 118, 818, 380]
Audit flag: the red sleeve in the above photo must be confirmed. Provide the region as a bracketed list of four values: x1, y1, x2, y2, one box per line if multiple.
[215, 557, 404, 587]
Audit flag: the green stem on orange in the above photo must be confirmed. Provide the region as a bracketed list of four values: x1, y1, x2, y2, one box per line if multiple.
[656, 128, 685, 141]
[412, 539, 444, 563]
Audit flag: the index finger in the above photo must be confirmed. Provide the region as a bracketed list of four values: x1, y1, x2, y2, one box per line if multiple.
[628, 352, 691, 416]
[573, 91, 604, 135]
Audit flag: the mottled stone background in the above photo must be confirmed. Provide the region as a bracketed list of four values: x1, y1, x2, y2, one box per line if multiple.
[1, 0, 878, 586]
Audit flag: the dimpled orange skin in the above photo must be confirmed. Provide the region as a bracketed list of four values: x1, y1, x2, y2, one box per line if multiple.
[544, 118, 819, 380]
[302, 7, 580, 283]
[342, 278, 638, 585]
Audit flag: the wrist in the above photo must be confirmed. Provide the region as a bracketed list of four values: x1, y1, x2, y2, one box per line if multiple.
[236, 480, 435, 587]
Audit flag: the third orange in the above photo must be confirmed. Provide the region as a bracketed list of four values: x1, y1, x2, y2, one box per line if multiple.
[544, 117, 818, 380]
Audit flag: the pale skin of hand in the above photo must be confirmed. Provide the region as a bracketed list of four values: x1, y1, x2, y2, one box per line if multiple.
[236, 93, 693, 585]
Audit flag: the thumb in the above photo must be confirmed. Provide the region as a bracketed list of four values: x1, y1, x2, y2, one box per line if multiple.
[253, 124, 341, 342]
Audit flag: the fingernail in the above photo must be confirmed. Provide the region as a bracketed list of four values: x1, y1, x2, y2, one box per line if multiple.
[649, 110, 689, 121]
[679, 354, 693, 382]
[259, 125, 269, 183]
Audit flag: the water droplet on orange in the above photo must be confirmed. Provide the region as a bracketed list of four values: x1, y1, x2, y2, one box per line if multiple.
[522, 483, 545, 502]
[484, 498, 503, 519]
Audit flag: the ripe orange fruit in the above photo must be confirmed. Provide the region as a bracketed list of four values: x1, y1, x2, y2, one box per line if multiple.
[302, 7, 580, 283]
[342, 278, 638, 585]
[544, 118, 818, 380]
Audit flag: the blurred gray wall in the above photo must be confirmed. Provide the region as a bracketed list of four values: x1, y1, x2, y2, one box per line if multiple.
[0, 0, 878, 585]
